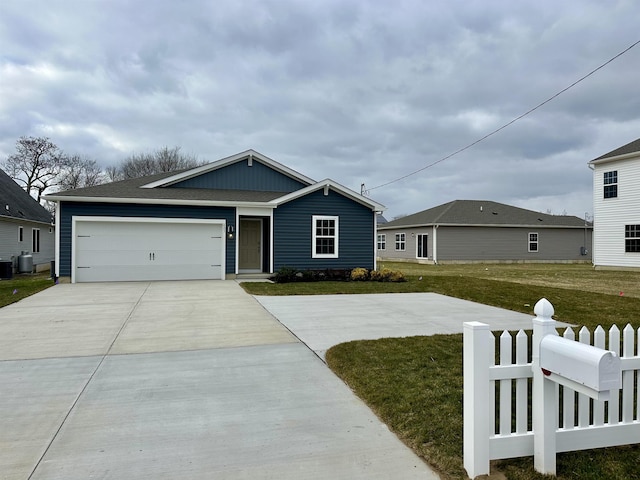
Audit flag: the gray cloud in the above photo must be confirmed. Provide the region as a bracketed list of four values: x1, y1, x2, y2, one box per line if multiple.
[1, 0, 639, 218]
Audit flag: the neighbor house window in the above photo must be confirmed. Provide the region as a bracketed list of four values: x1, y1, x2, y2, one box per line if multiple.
[604, 170, 618, 198]
[395, 233, 405, 251]
[417, 234, 428, 258]
[32, 228, 40, 253]
[625, 225, 640, 253]
[18, 226, 23, 242]
[377, 234, 386, 250]
[528, 232, 538, 252]
[312, 215, 338, 258]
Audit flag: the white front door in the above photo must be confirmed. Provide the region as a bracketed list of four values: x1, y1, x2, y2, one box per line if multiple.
[73, 218, 224, 282]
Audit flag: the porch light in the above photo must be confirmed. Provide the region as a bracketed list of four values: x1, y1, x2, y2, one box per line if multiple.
[227, 225, 234, 239]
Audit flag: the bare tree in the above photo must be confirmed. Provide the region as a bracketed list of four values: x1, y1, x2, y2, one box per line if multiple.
[105, 165, 123, 182]
[58, 155, 105, 191]
[117, 146, 201, 179]
[2, 136, 68, 201]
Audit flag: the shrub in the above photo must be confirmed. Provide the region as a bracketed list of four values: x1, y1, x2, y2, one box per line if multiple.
[370, 268, 406, 282]
[273, 266, 299, 283]
[350, 267, 369, 281]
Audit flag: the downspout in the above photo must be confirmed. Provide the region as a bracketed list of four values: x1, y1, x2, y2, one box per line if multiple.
[433, 224, 438, 264]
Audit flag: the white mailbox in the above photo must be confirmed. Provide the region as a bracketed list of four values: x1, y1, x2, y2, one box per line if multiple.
[539, 335, 621, 401]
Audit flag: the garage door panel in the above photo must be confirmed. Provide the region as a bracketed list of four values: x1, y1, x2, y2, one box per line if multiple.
[74, 220, 225, 282]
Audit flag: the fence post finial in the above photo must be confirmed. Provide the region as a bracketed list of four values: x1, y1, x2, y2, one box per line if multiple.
[534, 298, 554, 320]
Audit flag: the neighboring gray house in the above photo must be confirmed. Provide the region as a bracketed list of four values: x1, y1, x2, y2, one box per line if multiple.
[0, 168, 55, 274]
[588, 137, 640, 269]
[377, 200, 592, 264]
[45, 150, 385, 283]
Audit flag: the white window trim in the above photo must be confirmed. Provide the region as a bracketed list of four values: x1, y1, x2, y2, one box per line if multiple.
[416, 233, 428, 259]
[312, 215, 339, 258]
[395, 232, 406, 251]
[18, 225, 24, 242]
[32, 228, 41, 253]
[528, 232, 538, 253]
[377, 233, 386, 250]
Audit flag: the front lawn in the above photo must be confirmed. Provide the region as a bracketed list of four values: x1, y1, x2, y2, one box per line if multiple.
[243, 264, 640, 479]
[0, 273, 54, 308]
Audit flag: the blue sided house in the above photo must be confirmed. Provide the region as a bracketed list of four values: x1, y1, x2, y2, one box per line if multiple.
[46, 150, 385, 283]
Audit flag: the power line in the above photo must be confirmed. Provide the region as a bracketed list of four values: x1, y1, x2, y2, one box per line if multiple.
[368, 38, 640, 192]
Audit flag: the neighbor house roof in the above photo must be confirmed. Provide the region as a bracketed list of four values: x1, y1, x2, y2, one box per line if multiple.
[0, 168, 53, 224]
[590, 137, 640, 165]
[378, 200, 589, 229]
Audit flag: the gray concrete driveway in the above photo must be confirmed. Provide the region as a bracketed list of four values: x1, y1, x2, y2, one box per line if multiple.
[0, 282, 438, 480]
[256, 292, 533, 358]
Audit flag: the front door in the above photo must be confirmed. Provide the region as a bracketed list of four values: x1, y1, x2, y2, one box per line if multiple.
[239, 219, 262, 272]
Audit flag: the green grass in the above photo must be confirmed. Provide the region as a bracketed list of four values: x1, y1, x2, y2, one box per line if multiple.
[243, 264, 640, 479]
[0, 273, 54, 308]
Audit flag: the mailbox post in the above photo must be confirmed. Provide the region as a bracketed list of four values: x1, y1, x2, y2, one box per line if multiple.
[531, 298, 622, 475]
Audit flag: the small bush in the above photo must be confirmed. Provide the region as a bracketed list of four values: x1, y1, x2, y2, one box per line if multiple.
[350, 267, 369, 281]
[273, 266, 299, 283]
[370, 268, 406, 282]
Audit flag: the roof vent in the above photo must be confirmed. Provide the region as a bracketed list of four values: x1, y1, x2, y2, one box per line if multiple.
[480, 206, 483, 212]
[492, 212, 498, 215]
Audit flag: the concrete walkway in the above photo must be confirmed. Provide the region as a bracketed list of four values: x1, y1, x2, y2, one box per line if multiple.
[256, 292, 533, 359]
[0, 282, 438, 479]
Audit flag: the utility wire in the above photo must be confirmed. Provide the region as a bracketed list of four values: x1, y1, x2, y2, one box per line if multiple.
[368, 38, 640, 192]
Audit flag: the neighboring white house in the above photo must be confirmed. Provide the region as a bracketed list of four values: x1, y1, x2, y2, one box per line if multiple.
[589, 137, 640, 269]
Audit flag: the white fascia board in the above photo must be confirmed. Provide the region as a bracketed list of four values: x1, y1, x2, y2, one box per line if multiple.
[140, 150, 316, 188]
[588, 152, 640, 166]
[0, 214, 54, 226]
[272, 179, 386, 212]
[44, 195, 274, 208]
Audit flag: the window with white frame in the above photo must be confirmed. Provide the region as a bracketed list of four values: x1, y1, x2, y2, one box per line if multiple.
[18, 226, 24, 242]
[417, 234, 428, 258]
[32, 228, 40, 253]
[604, 170, 618, 199]
[395, 232, 405, 251]
[312, 215, 338, 258]
[528, 232, 538, 252]
[625, 225, 640, 253]
[377, 234, 386, 250]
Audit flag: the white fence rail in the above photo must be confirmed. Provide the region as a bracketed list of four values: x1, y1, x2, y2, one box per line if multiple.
[463, 298, 640, 478]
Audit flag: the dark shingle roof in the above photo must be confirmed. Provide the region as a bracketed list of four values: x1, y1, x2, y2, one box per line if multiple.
[0, 168, 53, 223]
[379, 200, 588, 229]
[48, 170, 285, 203]
[592, 137, 640, 161]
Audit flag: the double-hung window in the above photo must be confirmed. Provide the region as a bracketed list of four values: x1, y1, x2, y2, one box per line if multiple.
[395, 233, 405, 251]
[377, 234, 386, 250]
[528, 232, 538, 252]
[625, 225, 640, 253]
[312, 215, 338, 258]
[604, 171, 618, 199]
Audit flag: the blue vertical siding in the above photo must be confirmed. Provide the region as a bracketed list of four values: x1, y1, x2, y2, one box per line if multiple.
[273, 189, 375, 270]
[170, 160, 309, 192]
[58, 202, 236, 277]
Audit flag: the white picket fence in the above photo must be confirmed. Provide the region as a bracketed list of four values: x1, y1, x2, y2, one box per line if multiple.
[463, 298, 640, 478]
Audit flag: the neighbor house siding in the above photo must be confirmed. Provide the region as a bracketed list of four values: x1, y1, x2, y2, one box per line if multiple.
[58, 202, 236, 277]
[273, 189, 375, 270]
[592, 157, 640, 268]
[437, 226, 590, 261]
[378, 225, 591, 263]
[0, 218, 54, 270]
[170, 160, 308, 192]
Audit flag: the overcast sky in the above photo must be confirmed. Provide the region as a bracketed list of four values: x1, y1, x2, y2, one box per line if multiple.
[2, 1, 639, 219]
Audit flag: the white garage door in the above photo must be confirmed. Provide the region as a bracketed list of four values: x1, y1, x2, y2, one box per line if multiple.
[74, 218, 224, 282]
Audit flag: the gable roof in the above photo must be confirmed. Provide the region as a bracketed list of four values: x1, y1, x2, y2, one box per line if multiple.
[590, 137, 640, 165]
[378, 200, 588, 229]
[44, 151, 385, 212]
[141, 149, 315, 188]
[0, 168, 53, 224]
